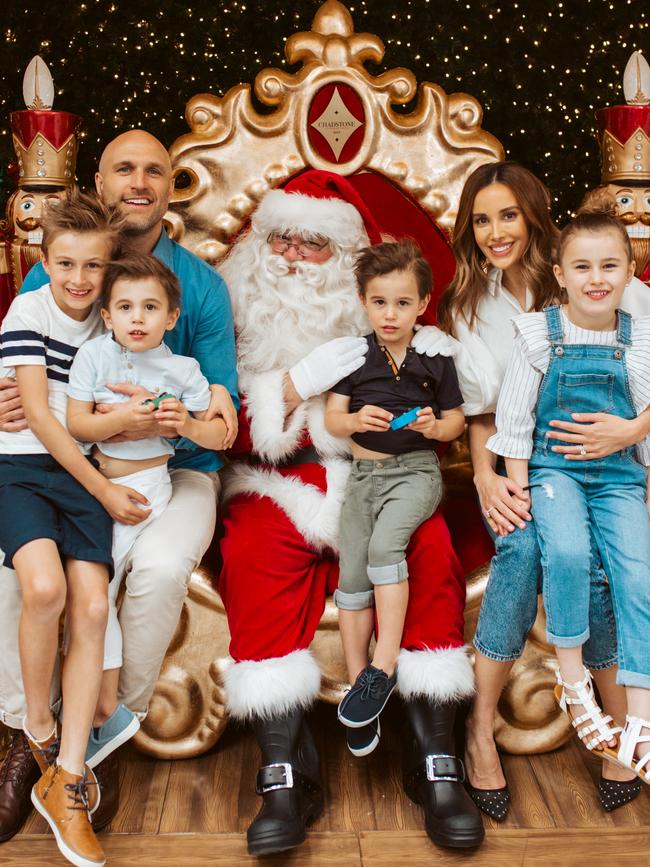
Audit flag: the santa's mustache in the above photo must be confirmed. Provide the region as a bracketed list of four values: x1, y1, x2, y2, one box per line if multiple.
[265, 254, 327, 286]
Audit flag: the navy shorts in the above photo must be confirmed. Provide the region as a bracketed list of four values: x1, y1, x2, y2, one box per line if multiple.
[0, 453, 114, 577]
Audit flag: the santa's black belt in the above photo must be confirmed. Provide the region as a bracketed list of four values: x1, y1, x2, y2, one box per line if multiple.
[247, 444, 322, 469]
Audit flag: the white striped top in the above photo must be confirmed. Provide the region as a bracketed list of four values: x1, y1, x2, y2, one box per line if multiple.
[486, 309, 650, 465]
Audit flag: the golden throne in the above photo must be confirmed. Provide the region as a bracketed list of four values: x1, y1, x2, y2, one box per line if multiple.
[134, 0, 570, 760]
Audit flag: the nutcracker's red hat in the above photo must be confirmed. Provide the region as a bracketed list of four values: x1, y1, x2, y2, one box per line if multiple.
[11, 109, 81, 188]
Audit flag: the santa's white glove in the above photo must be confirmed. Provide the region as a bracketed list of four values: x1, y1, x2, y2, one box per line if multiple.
[289, 336, 368, 400]
[411, 324, 459, 358]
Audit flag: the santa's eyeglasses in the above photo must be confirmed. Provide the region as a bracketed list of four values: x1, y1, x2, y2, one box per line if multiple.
[267, 231, 330, 257]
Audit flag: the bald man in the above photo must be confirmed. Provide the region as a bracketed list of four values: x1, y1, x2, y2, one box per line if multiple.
[0, 131, 238, 839]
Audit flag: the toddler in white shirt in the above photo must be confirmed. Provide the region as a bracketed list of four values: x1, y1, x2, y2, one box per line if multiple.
[67, 253, 227, 764]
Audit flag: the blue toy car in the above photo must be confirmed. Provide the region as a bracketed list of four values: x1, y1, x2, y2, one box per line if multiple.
[389, 406, 422, 431]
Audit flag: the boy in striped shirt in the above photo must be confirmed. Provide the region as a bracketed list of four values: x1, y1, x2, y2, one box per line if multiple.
[0, 191, 149, 867]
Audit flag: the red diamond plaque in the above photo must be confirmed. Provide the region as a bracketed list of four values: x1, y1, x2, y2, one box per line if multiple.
[308, 82, 365, 165]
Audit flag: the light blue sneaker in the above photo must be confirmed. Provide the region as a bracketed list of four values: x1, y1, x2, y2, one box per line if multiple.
[85, 704, 140, 769]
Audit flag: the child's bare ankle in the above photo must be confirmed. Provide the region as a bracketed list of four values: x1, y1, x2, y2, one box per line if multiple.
[93, 701, 117, 728]
[370, 655, 397, 677]
[24, 713, 56, 743]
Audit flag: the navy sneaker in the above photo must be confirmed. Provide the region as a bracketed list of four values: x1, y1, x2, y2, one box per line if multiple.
[337, 665, 397, 728]
[346, 718, 380, 757]
[85, 704, 140, 769]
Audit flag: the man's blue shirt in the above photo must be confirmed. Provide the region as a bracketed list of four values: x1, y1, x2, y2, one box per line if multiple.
[20, 230, 238, 472]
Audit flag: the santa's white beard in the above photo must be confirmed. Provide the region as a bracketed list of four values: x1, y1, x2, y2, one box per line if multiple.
[221, 233, 369, 374]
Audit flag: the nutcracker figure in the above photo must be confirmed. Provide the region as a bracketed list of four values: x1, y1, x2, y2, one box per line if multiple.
[586, 50, 650, 285]
[0, 56, 81, 320]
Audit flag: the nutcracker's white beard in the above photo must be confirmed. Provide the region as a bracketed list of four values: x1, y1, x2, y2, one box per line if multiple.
[221, 234, 369, 374]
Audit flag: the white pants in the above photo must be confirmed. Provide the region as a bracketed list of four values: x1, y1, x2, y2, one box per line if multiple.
[104, 464, 172, 671]
[0, 467, 220, 727]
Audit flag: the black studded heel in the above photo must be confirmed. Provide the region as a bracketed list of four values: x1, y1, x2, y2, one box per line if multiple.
[465, 780, 510, 821]
[464, 753, 510, 821]
[598, 776, 641, 812]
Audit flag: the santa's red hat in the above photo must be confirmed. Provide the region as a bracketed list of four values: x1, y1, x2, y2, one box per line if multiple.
[252, 169, 382, 247]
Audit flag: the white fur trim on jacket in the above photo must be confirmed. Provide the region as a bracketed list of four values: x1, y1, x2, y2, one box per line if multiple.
[397, 646, 475, 703]
[223, 458, 350, 552]
[224, 649, 321, 720]
[240, 369, 351, 464]
[241, 369, 308, 463]
[252, 188, 367, 248]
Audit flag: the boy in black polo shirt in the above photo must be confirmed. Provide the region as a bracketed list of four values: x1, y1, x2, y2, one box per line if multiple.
[325, 240, 464, 757]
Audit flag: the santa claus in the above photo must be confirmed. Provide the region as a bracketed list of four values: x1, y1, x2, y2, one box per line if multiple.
[217, 170, 483, 855]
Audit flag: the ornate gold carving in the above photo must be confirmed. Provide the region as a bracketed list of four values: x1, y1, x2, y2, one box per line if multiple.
[167, 0, 503, 264]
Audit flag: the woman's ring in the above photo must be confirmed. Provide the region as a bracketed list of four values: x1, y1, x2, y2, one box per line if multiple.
[579, 444, 587, 456]
[485, 507, 494, 518]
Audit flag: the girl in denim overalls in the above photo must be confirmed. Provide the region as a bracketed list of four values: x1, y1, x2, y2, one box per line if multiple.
[489, 209, 650, 783]
[432, 163, 646, 820]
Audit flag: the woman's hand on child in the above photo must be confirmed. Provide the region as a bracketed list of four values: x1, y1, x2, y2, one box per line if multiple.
[354, 405, 392, 433]
[205, 384, 239, 448]
[547, 412, 640, 461]
[100, 482, 151, 525]
[474, 468, 531, 535]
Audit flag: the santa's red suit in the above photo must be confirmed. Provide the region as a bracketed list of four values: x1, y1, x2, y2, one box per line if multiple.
[217, 170, 483, 855]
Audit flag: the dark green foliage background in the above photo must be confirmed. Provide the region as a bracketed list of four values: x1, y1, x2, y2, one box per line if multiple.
[1, 0, 648, 221]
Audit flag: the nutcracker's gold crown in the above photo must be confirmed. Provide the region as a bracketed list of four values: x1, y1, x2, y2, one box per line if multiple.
[600, 128, 650, 183]
[597, 106, 650, 184]
[10, 110, 80, 188]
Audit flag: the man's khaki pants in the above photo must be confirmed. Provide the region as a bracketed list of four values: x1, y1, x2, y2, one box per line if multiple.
[0, 468, 219, 729]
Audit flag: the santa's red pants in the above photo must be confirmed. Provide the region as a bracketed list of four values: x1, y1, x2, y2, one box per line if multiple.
[219, 491, 466, 663]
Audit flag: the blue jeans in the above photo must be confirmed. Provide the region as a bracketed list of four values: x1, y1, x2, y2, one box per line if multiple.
[473, 495, 617, 669]
[532, 460, 650, 688]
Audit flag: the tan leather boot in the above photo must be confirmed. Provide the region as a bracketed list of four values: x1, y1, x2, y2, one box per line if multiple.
[24, 723, 59, 775]
[24, 725, 100, 815]
[31, 763, 105, 867]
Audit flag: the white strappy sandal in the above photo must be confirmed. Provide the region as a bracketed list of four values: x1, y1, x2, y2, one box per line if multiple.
[618, 716, 650, 783]
[554, 668, 622, 764]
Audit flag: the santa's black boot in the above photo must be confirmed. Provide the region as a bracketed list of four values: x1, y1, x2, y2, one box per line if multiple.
[403, 697, 485, 849]
[247, 709, 324, 856]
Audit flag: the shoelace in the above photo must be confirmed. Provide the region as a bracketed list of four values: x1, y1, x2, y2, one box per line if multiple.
[29, 738, 60, 768]
[358, 668, 390, 701]
[64, 775, 97, 812]
[0, 730, 31, 785]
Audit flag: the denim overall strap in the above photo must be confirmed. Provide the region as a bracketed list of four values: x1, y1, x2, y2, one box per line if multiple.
[544, 305, 564, 345]
[616, 309, 632, 347]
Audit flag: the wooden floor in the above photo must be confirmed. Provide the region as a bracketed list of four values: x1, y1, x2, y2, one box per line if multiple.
[3, 702, 650, 865]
